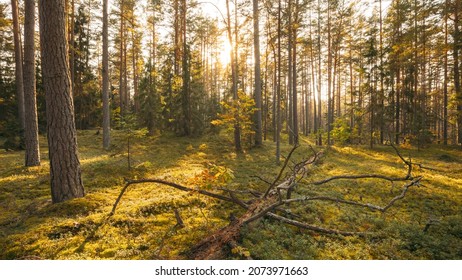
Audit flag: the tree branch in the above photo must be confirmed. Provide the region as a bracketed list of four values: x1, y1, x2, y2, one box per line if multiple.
[263, 144, 299, 198]
[110, 178, 234, 215]
[266, 212, 368, 236]
[311, 174, 409, 185]
[283, 177, 422, 213]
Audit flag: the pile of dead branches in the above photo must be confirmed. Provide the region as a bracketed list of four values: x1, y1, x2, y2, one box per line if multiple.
[110, 144, 423, 259]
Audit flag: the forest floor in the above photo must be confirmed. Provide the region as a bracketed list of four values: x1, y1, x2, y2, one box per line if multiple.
[0, 130, 461, 260]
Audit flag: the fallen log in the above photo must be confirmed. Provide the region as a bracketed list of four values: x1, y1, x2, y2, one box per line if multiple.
[109, 145, 424, 259]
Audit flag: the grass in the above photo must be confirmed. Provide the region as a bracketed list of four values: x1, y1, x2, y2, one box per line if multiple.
[0, 130, 461, 259]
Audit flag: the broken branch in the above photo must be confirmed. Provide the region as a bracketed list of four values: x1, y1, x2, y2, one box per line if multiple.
[110, 178, 234, 215]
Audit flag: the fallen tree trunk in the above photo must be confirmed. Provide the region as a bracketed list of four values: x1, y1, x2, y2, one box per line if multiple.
[109, 145, 424, 259]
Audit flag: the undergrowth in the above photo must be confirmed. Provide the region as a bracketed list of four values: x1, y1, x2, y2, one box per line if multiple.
[0, 130, 461, 259]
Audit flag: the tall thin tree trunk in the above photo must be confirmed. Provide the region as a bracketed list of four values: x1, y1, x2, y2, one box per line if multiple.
[454, 0, 462, 144]
[317, 0, 322, 146]
[253, 0, 263, 146]
[327, 0, 332, 146]
[288, 0, 294, 145]
[11, 0, 25, 131]
[39, 0, 84, 203]
[443, 0, 448, 145]
[181, 0, 191, 136]
[102, 0, 111, 149]
[379, 0, 385, 144]
[308, 10, 317, 136]
[292, 0, 299, 145]
[174, 0, 180, 76]
[132, 21, 139, 113]
[226, 0, 241, 151]
[119, 0, 125, 114]
[276, 0, 282, 163]
[23, 0, 40, 167]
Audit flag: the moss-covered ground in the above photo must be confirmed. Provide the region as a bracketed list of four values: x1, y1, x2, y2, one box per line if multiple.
[0, 130, 461, 259]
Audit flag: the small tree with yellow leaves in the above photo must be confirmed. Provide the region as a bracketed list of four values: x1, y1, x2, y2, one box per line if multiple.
[211, 90, 257, 149]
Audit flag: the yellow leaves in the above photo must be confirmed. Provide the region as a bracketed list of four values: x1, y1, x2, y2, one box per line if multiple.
[210, 119, 224, 126]
[211, 91, 257, 148]
[188, 163, 234, 188]
[231, 245, 251, 258]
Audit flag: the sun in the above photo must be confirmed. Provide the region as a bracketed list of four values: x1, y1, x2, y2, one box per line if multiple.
[218, 39, 232, 66]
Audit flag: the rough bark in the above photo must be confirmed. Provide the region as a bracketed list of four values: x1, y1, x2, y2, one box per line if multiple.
[23, 0, 40, 167]
[69, 0, 75, 93]
[39, 0, 85, 203]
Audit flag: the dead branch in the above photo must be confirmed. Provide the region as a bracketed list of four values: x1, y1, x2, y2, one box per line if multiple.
[284, 176, 422, 213]
[389, 143, 413, 178]
[283, 196, 385, 211]
[263, 144, 299, 198]
[250, 175, 272, 185]
[311, 145, 418, 186]
[110, 178, 235, 216]
[110, 144, 426, 259]
[174, 209, 185, 228]
[266, 213, 367, 236]
[381, 176, 422, 212]
[312, 174, 410, 185]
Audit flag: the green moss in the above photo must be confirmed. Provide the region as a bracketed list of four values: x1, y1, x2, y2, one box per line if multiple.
[0, 131, 461, 259]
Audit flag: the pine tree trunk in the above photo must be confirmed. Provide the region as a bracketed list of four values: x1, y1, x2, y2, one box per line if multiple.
[11, 0, 25, 131]
[327, 1, 332, 146]
[292, 0, 299, 145]
[316, 0, 322, 146]
[69, 0, 75, 94]
[288, 0, 294, 145]
[39, 0, 84, 203]
[102, 0, 111, 149]
[253, 0, 263, 147]
[379, 0, 385, 144]
[226, 0, 241, 151]
[23, 0, 40, 167]
[276, 0, 282, 163]
[181, 0, 191, 136]
[454, 0, 462, 145]
[119, 0, 125, 114]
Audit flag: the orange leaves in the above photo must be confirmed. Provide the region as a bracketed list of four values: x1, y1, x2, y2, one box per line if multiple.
[188, 163, 234, 189]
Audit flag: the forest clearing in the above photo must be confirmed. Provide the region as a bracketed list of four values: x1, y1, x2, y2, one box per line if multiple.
[1, 130, 461, 259]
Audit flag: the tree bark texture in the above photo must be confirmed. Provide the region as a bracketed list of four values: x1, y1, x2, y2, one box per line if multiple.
[39, 0, 85, 203]
[23, 0, 41, 167]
